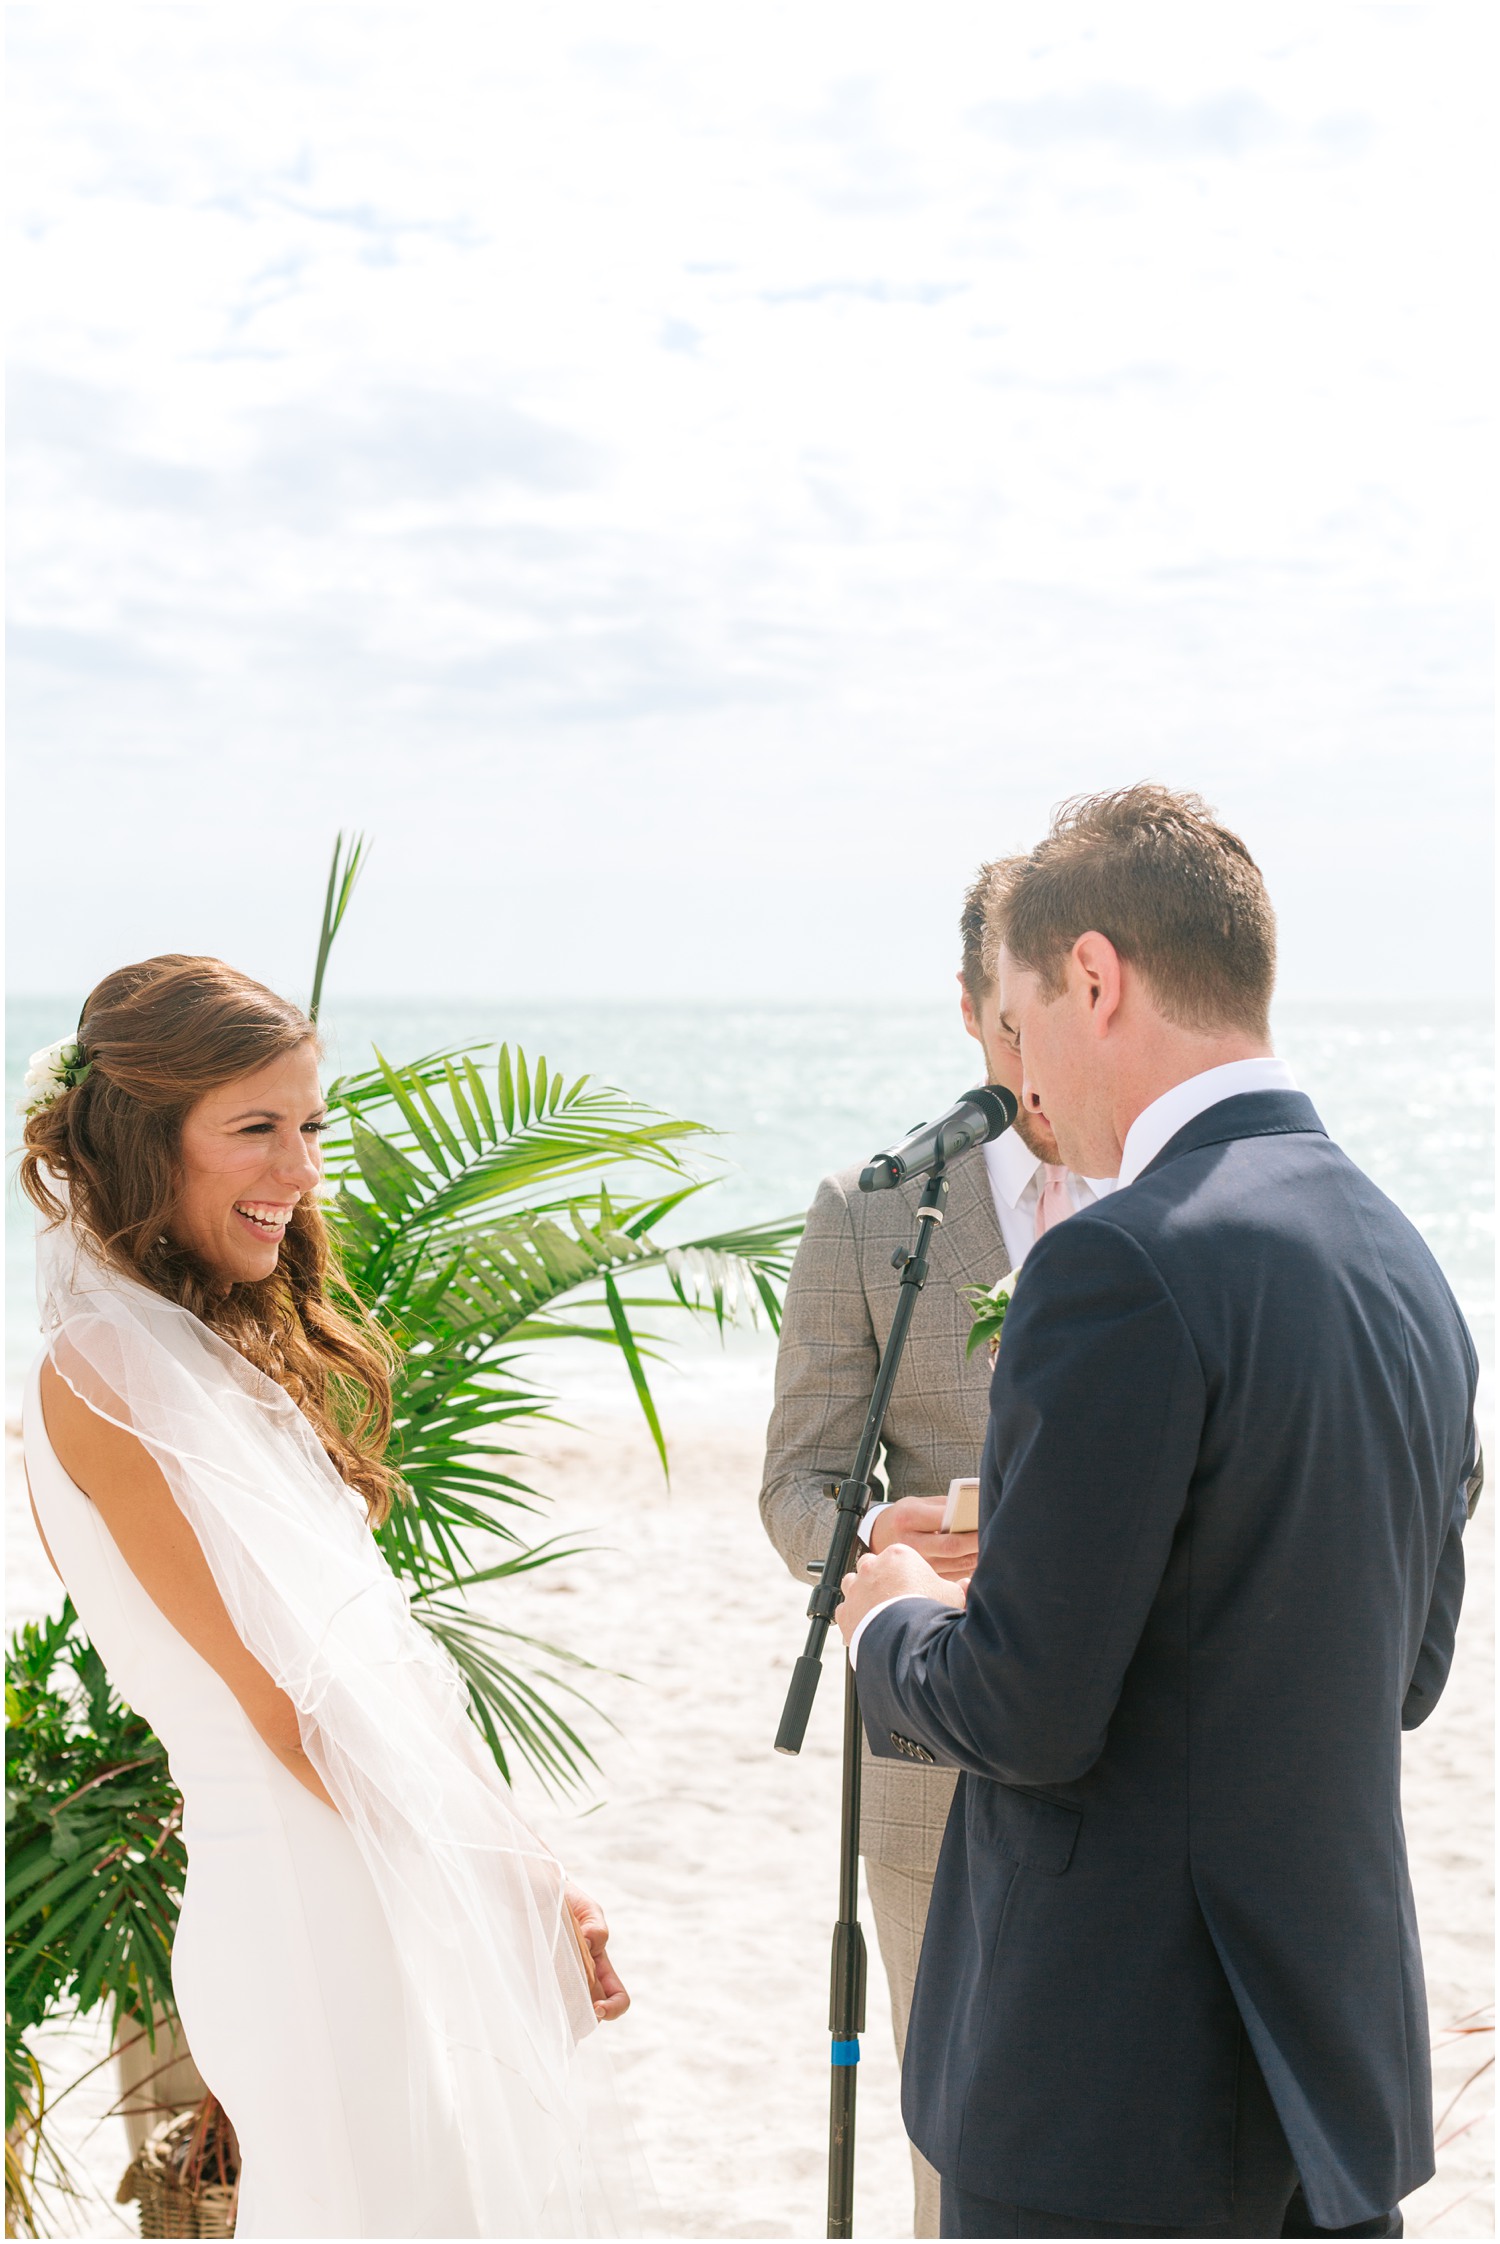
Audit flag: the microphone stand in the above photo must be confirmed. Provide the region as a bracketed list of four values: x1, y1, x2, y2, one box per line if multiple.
[774, 1158, 950, 2241]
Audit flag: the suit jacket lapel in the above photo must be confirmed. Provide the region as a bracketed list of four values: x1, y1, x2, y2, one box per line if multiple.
[931, 1146, 1011, 1297]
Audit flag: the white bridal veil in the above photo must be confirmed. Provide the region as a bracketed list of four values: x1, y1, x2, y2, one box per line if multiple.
[37, 1209, 644, 2238]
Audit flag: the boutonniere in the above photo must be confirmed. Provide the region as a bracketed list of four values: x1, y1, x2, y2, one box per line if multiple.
[965, 1267, 1019, 1365]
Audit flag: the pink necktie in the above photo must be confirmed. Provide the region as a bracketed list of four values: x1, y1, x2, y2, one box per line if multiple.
[1034, 1165, 1072, 1239]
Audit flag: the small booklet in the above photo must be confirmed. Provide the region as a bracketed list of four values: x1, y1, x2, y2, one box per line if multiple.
[941, 1477, 980, 1533]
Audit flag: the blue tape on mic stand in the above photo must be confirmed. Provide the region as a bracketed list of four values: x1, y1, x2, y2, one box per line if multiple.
[831, 2039, 860, 2066]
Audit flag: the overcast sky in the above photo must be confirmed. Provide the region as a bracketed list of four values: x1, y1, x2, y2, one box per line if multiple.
[7, 5, 1491, 1004]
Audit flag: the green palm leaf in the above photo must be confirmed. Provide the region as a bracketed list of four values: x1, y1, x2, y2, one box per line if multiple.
[320, 1039, 799, 1771]
[5, 1604, 186, 2149]
[413, 1590, 610, 1790]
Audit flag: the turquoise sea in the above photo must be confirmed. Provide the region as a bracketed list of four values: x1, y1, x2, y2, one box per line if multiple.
[6, 997, 1493, 1423]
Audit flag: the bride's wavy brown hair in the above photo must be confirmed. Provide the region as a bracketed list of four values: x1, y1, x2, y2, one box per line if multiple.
[20, 955, 401, 1525]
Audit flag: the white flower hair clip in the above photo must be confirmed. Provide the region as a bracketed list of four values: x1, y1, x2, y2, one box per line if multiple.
[20, 1037, 92, 1118]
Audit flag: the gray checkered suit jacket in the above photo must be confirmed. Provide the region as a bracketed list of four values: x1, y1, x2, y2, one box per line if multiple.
[760, 1144, 1008, 1870]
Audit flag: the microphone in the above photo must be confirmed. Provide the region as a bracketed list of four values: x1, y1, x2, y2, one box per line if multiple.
[859, 1085, 1019, 1192]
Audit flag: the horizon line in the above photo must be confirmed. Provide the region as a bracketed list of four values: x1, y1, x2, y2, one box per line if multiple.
[5, 989, 1496, 1020]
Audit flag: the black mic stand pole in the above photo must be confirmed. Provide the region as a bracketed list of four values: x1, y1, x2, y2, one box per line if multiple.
[774, 1157, 950, 2241]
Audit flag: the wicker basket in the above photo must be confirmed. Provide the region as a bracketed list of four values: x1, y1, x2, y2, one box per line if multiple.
[117, 2098, 238, 2239]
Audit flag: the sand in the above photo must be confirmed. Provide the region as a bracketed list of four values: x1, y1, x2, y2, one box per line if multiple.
[5, 1388, 1492, 2240]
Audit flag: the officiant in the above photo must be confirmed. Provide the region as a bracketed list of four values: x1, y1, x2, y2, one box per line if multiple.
[758, 858, 1113, 2239]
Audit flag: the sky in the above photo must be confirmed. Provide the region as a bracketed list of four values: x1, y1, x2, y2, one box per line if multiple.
[7, 4, 1492, 1004]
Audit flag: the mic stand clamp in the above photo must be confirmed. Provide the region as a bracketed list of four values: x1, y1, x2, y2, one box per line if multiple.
[774, 1158, 950, 2240]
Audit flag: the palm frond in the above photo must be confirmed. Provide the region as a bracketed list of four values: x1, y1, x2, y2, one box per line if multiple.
[4, 2041, 46, 2237]
[322, 1047, 799, 1593]
[5, 1603, 186, 2168]
[308, 831, 370, 1023]
[603, 1271, 669, 1475]
[323, 1043, 710, 1237]
[415, 1602, 611, 1792]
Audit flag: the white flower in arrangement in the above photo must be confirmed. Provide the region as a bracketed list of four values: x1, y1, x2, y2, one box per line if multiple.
[19, 1038, 91, 1117]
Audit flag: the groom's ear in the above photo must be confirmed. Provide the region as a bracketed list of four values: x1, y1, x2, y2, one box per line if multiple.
[1070, 932, 1122, 1035]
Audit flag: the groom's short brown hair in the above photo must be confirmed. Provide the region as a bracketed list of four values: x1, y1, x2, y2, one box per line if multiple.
[987, 785, 1276, 1037]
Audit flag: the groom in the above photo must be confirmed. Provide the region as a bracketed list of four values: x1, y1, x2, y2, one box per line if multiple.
[837, 785, 1479, 2240]
[761, 855, 1111, 2236]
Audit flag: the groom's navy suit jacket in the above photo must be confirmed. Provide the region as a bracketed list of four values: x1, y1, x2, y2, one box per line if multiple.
[854, 1092, 1477, 2233]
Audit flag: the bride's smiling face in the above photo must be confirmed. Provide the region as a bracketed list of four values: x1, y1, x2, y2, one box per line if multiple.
[169, 1045, 327, 1284]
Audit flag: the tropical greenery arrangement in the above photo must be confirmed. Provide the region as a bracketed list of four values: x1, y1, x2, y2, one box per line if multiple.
[5, 835, 800, 2234]
[312, 837, 800, 1784]
[5, 1610, 184, 2233]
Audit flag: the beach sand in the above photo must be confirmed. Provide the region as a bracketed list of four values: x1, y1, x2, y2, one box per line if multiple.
[5, 1393, 1492, 2239]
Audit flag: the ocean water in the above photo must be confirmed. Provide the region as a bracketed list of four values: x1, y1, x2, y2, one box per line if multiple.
[6, 997, 1493, 1425]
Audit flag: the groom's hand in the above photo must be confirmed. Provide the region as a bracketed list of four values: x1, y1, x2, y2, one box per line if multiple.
[835, 1543, 967, 1647]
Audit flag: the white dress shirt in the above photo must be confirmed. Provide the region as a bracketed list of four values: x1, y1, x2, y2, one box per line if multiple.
[982, 1126, 1114, 1273]
[1115, 1055, 1298, 1187]
[848, 1055, 1299, 1667]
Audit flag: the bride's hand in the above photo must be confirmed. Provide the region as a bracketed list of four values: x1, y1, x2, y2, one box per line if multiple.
[565, 1886, 631, 2022]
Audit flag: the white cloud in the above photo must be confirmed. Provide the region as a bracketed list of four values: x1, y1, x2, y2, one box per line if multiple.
[6, 1, 1491, 1001]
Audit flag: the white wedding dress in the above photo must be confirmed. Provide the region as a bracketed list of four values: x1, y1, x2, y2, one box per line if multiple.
[24, 1217, 640, 2239]
[26, 1355, 459, 2236]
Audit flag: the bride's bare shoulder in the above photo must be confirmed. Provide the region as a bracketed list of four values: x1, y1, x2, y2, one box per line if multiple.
[38, 1352, 152, 1499]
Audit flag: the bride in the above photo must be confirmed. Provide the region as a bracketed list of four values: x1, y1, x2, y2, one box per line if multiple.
[20, 955, 642, 2238]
